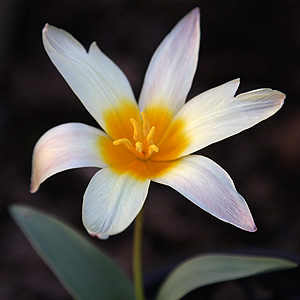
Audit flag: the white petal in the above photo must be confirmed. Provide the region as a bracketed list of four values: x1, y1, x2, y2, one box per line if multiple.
[82, 168, 150, 238]
[172, 79, 285, 157]
[31, 123, 107, 193]
[139, 8, 200, 114]
[42, 24, 138, 133]
[153, 155, 257, 232]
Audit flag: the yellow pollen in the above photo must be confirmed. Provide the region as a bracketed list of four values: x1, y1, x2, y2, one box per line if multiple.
[113, 112, 160, 160]
[135, 142, 143, 153]
[147, 144, 159, 156]
[113, 138, 133, 149]
[130, 118, 141, 141]
[146, 126, 156, 145]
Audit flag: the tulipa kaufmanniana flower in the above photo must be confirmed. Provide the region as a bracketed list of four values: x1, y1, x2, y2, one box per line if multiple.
[31, 8, 284, 239]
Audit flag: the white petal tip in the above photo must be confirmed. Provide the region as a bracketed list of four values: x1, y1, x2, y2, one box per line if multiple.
[30, 187, 38, 194]
[87, 230, 109, 240]
[192, 7, 200, 15]
[240, 221, 257, 232]
[279, 92, 286, 106]
[30, 181, 39, 194]
[187, 7, 200, 24]
[268, 89, 286, 108]
[43, 23, 50, 33]
[236, 215, 257, 232]
[248, 224, 257, 232]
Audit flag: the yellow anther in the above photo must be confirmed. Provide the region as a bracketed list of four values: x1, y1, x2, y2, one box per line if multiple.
[113, 138, 133, 150]
[141, 112, 150, 136]
[130, 118, 141, 141]
[148, 144, 159, 156]
[146, 126, 156, 145]
[135, 142, 143, 153]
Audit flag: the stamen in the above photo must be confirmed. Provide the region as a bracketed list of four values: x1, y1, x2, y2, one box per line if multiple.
[141, 112, 150, 136]
[146, 126, 156, 145]
[148, 144, 159, 156]
[113, 138, 133, 149]
[113, 114, 159, 160]
[135, 142, 143, 153]
[130, 118, 141, 141]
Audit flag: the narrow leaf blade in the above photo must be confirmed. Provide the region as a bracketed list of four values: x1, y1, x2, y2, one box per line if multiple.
[9, 204, 135, 300]
[156, 254, 297, 300]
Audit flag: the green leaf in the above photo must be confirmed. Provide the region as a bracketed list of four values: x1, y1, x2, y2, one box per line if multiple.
[156, 254, 297, 300]
[9, 204, 135, 300]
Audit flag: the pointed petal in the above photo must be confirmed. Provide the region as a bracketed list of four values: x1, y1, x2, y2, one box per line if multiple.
[82, 168, 150, 238]
[153, 155, 257, 232]
[31, 123, 107, 193]
[167, 79, 285, 158]
[42, 24, 139, 134]
[139, 8, 200, 115]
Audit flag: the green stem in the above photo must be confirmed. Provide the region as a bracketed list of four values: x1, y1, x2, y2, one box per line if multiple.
[133, 206, 145, 300]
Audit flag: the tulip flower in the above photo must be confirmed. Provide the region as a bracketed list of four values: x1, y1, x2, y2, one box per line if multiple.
[31, 8, 285, 239]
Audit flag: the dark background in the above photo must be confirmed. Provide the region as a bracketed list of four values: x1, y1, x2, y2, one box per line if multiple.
[1, 0, 300, 299]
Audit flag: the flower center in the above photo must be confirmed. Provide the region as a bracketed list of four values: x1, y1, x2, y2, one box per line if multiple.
[113, 112, 159, 161]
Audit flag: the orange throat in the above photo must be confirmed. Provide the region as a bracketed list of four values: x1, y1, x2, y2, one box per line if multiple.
[99, 102, 189, 180]
[113, 112, 159, 161]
